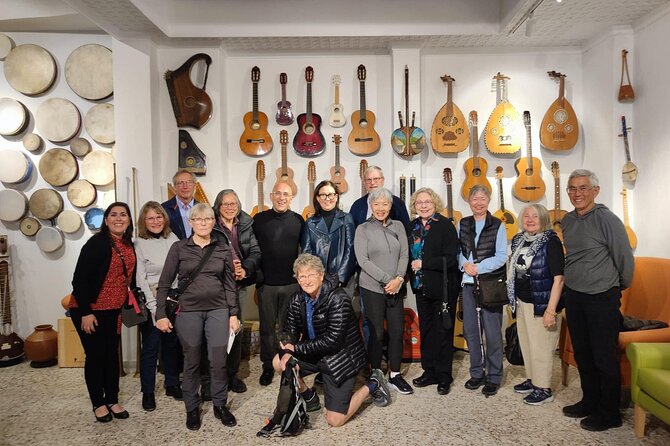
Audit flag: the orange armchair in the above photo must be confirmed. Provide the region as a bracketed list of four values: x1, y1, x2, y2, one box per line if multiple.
[560, 257, 670, 387]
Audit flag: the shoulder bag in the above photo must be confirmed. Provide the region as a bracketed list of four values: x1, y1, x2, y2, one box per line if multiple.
[111, 241, 149, 328]
[166, 244, 216, 324]
[473, 243, 508, 308]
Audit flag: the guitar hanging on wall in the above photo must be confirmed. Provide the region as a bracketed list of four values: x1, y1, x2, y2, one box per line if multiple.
[484, 72, 522, 154]
[493, 166, 518, 241]
[391, 66, 426, 156]
[0, 239, 24, 368]
[512, 111, 546, 202]
[328, 75, 346, 128]
[250, 160, 269, 217]
[329, 134, 348, 194]
[619, 115, 638, 184]
[431, 75, 469, 153]
[348, 64, 381, 155]
[621, 188, 637, 250]
[276, 130, 298, 196]
[164, 53, 213, 129]
[302, 161, 317, 220]
[275, 72, 294, 126]
[440, 168, 462, 227]
[359, 159, 368, 197]
[294, 66, 325, 157]
[240, 66, 273, 156]
[549, 161, 567, 241]
[461, 111, 492, 201]
[540, 71, 579, 151]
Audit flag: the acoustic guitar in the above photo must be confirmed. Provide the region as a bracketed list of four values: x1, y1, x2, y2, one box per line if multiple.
[328, 75, 346, 128]
[275, 72, 294, 126]
[621, 188, 637, 250]
[440, 167, 462, 227]
[461, 111, 492, 201]
[549, 161, 567, 241]
[484, 72, 522, 154]
[164, 53, 213, 129]
[493, 166, 519, 241]
[240, 66, 273, 156]
[540, 71, 579, 151]
[329, 134, 348, 194]
[431, 75, 469, 153]
[359, 159, 368, 197]
[250, 160, 269, 217]
[513, 111, 546, 202]
[391, 66, 426, 156]
[348, 65, 381, 155]
[276, 130, 297, 196]
[293, 66, 325, 157]
[302, 161, 317, 220]
[620, 116, 638, 184]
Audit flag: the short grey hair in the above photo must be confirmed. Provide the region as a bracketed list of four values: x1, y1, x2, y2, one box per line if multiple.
[364, 165, 384, 179]
[293, 253, 325, 276]
[189, 202, 214, 219]
[369, 187, 393, 204]
[568, 169, 599, 188]
[468, 184, 491, 200]
[172, 169, 196, 185]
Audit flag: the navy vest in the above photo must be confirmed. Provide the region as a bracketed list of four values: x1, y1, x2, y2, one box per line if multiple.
[459, 212, 502, 264]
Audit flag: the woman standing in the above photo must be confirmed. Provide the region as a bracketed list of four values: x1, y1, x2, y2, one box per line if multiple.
[155, 203, 240, 431]
[135, 201, 181, 411]
[458, 185, 507, 397]
[354, 188, 410, 396]
[70, 202, 135, 422]
[507, 204, 564, 405]
[407, 188, 460, 395]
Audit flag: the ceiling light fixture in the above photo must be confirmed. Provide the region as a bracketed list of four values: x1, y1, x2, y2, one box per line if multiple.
[525, 12, 536, 37]
[509, 0, 546, 35]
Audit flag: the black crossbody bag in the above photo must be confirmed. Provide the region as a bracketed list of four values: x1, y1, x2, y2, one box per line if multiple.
[111, 241, 149, 328]
[166, 244, 216, 324]
[473, 244, 508, 308]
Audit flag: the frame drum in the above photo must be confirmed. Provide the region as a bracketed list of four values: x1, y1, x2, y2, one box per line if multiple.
[19, 216, 41, 236]
[0, 33, 15, 60]
[36, 227, 64, 253]
[39, 148, 79, 187]
[82, 150, 114, 186]
[67, 179, 97, 207]
[0, 97, 27, 136]
[84, 207, 104, 231]
[84, 103, 115, 144]
[0, 150, 33, 184]
[29, 188, 64, 220]
[65, 44, 113, 101]
[70, 137, 91, 157]
[3, 44, 56, 95]
[36, 98, 81, 143]
[57, 210, 82, 234]
[0, 189, 28, 222]
[23, 133, 43, 152]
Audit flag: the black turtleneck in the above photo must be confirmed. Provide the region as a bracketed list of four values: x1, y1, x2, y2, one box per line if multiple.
[321, 207, 337, 230]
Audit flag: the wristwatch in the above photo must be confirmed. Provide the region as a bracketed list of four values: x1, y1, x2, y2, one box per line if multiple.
[396, 276, 404, 283]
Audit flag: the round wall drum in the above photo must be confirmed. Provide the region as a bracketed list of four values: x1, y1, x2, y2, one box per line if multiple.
[36, 227, 64, 253]
[84, 207, 104, 231]
[28, 188, 63, 220]
[38, 148, 78, 187]
[65, 44, 113, 100]
[82, 150, 114, 186]
[0, 33, 15, 60]
[23, 133, 43, 152]
[35, 98, 81, 143]
[67, 179, 97, 207]
[19, 216, 41, 236]
[0, 189, 28, 222]
[0, 150, 33, 184]
[70, 137, 91, 157]
[0, 98, 27, 136]
[84, 103, 115, 144]
[57, 210, 82, 234]
[3, 44, 56, 95]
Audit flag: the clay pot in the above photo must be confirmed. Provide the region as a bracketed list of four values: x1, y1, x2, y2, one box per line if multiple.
[24, 324, 58, 367]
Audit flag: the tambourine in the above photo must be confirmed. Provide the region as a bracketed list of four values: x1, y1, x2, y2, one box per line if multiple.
[0, 150, 33, 184]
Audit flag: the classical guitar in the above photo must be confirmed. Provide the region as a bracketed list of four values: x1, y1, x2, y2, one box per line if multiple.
[348, 64, 381, 155]
[250, 160, 269, 217]
[461, 111, 492, 201]
[293, 66, 325, 157]
[391, 66, 426, 156]
[513, 111, 546, 202]
[276, 130, 297, 196]
[164, 53, 213, 129]
[493, 166, 519, 241]
[540, 71, 579, 151]
[619, 115, 638, 184]
[549, 161, 567, 241]
[359, 159, 368, 197]
[275, 72, 294, 126]
[329, 134, 348, 194]
[621, 188, 637, 250]
[484, 72, 522, 154]
[328, 74, 346, 128]
[240, 66, 273, 156]
[302, 161, 317, 220]
[431, 74, 469, 153]
[439, 167, 462, 226]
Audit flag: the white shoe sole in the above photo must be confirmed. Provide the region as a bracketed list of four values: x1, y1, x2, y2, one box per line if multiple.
[388, 381, 414, 395]
[524, 395, 555, 406]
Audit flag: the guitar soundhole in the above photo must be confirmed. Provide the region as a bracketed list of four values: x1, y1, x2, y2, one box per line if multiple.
[472, 168, 481, 177]
[435, 128, 444, 135]
[251, 121, 261, 130]
[359, 119, 369, 129]
[547, 123, 556, 132]
[525, 168, 533, 176]
[442, 116, 458, 126]
[553, 109, 568, 124]
[333, 106, 340, 112]
[490, 128, 499, 135]
[564, 124, 573, 133]
[498, 115, 511, 127]
[303, 123, 315, 135]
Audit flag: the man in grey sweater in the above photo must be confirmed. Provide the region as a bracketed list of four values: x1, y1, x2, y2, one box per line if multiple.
[560, 169, 634, 432]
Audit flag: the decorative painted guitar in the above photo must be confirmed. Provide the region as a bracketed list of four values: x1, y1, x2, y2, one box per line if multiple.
[620, 116, 638, 184]
[513, 111, 546, 202]
[348, 65, 380, 155]
[440, 167, 462, 226]
[493, 166, 518, 241]
[329, 134, 348, 194]
[276, 130, 297, 196]
[275, 72, 294, 126]
[328, 75, 346, 128]
[549, 161, 567, 241]
[391, 66, 426, 156]
[240, 66, 273, 156]
[431, 74, 469, 153]
[302, 161, 317, 220]
[540, 71, 579, 151]
[251, 160, 269, 217]
[359, 159, 368, 197]
[293, 66, 325, 157]
[621, 188, 637, 250]
[484, 72, 522, 154]
[461, 111, 492, 201]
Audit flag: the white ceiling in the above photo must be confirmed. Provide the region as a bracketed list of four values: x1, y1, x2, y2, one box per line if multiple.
[0, 0, 668, 50]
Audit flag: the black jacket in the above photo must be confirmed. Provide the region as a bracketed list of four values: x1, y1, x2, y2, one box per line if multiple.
[214, 210, 261, 288]
[162, 196, 199, 240]
[283, 275, 367, 385]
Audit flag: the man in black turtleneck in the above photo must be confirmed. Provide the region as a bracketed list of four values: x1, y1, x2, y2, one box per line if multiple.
[253, 182, 304, 386]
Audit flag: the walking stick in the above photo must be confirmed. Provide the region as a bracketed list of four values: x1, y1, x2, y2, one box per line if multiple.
[132, 167, 141, 378]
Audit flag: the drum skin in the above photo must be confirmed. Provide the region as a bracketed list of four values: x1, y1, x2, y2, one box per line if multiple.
[65, 44, 113, 100]
[28, 188, 64, 220]
[70, 137, 92, 157]
[82, 150, 115, 186]
[0, 189, 28, 222]
[0, 97, 27, 136]
[23, 133, 43, 152]
[3, 44, 56, 95]
[67, 179, 97, 207]
[39, 148, 78, 187]
[36, 227, 64, 253]
[57, 210, 82, 234]
[36, 98, 81, 143]
[19, 216, 41, 236]
[0, 150, 32, 184]
[84, 103, 115, 144]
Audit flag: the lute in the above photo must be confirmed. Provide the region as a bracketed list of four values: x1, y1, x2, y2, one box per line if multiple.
[493, 166, 519, 241]
[440, 167, 462, 226]
[540, 71, 579, 151]
[275, 72, 294, 126]
[461, 110, 492, 200]
[302, 161, 317, 220]
[276, 130, 298, 196]
[512, 111, 546, 202]
[549, 161, 567, 241]
[329, 134, 348, 194]
[484, 72, 522, 154]
[431, 74, 469, 153]
[240, 66, 273, 156]
[619, 116, 638, 184]
[293, 66, 326, 157]
[328, 74, 346, 128]
[348, 64, 381, 155]
[250, 160, 269, 217]
[621, 188, 637, 250]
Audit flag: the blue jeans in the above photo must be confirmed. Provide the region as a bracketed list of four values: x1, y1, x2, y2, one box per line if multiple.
[140, 320, 180, 394]
[462, 284, 503, 384]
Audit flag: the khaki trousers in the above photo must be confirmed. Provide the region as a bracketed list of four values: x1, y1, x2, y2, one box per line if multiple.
[516, 300, 561, 389]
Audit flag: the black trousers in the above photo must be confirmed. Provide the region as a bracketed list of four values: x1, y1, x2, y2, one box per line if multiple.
[415, 292, 456, 384]
[70, 308, 121, 409]
[360, 288, 404, 372]
[258, 283, 297, 369]
[565, 287, 622, 421]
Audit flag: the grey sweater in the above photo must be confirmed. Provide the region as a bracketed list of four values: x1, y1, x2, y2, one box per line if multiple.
[562, 204, 634, 294]
[354, 219, 409, 294]
[135, 234, 179, 321]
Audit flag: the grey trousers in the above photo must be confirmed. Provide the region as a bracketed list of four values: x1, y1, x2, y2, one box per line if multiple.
[257, 283, 298, 368]
[176, 308, 230, 411]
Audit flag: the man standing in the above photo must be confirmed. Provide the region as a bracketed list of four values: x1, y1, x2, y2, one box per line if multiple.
[561, 169, 634, 432]
[253, 182, 304, 386]
[162, 170, 198, 240]
[350, 166, 410, 230]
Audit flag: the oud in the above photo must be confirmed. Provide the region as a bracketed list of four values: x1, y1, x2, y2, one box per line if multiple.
[484, 72, 522, 154]
[493, 166, 519, 241]
[540, 71, 579, 151]
[461, 111, 492, 201]
[548, 161, 567, 241]
[164, 53, 213, 129]
[240, 66, 273, 156]
[294, 66, 325, 157]
[348, 65, 381, 155]
[440, 168, 463, 227]
[302, 161, 317, 220]
[329, 134, 348, 194]
[621, 188, 637, 250]
[513, 111, 546, 202]
[619, 116, 638, 184]
[276, 130, 297, 196]
[251, 160, 269, 217]
[275, 72, 294, 126]
[328, 75, 346, 128]
[431, 75, 469, 153]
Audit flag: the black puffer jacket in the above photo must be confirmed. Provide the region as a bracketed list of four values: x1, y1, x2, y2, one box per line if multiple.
[283, 275, 367, 385]
[213, 210, 261, 288]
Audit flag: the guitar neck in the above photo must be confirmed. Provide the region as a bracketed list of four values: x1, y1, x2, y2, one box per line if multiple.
[622, 189, 631, 226]
[554, 176, 561, 212]
[622, 118, 632, 163]
[281, 83, 288, 105]
[359, 80, 367, 121]
[498, 178, 506, 211]
[309, 181, 315, 205]
[558, 76, 565, 106]
[526, 124, 533, 162]
[257, 181, 263, 209]
[281, 143, 288, 175]
[306, 82, 313, 122]
[252, 81, 259, 121]
[472, 124, 480, 170]
[1, 260, 10, 325]
[335, 143, 341, 171]
[446, 81, 454, 117]
[404, 67, 409, 126]
[334, 84, 340, 105]
[446, 183, 454, 218]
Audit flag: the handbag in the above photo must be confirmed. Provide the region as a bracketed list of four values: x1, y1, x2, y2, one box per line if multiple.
[122, 287, 148, 328]
[165, 244, 216, 324]
[475, 269, 508, 308]
[505, 322, 524, 366]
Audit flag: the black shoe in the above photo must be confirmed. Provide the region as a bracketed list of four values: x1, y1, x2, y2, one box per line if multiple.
[580, 415, 622, 432]
[186, 408, 201, 431]
[228, 377, 247, 393]
[563, 401, 592, 419]
[437, 381, 452, 395]
[314, 372, 324, 385]
[213, 405, 237, 427]
[165, 385, 183, 400]
[107, 404, 130, 419]
[142, 393, 156, 411]
[412, 373, 438, 387]
[464, 376, 486, 390]
[259, 368, 274, 386]
[201, 386, 212, 402]
[481, 382, 499, 397]
[93, 406, 112, 423]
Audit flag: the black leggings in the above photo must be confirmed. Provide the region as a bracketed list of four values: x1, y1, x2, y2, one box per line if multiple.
[360, 288, 404, 371]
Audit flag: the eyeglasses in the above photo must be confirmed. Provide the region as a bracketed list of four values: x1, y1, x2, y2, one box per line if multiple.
[364, 176, 383, 184]
[566, 186, 595, 195]
[145, 216, 164, 222]
[296, 273, 320, 283]
[175, 180, 195, 187]
[272, 191, 292, 198]
[190, 217, 214, 224]
[317, 193, 337, 200]
[220, 202, 238, 208]
[415, 200, 433, 206]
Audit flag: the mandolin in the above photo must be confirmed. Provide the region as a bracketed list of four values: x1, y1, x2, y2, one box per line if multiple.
[484, 72, 522, 154]
[329, 134, 348, 194]
[302, 161, 317, 220]
[391, 66, 426, 156]
[164, 53, 213, 129]
[493, 166, 519, 241]
[431, 75, 469, 153]
[276, 130, 298, 196]
[275, 72, 294, 126]
[250, 160, 269, 217]
[619, 116, 638, 184]
[549, 161, 567, 241]
[328, 75, 346, 128]
[348, 65, 381, 155]
[461, 111, 492, 201]
[513, 111, 546, 202]
[621, 188, 637, 250]
[440, 167, 462, 227]
[359, 159, 368, 197]
[240, 66, 273, 156]
[540, 71, 579, 151]
[293, 66, 325, 157]
[0, 251, 24, 368]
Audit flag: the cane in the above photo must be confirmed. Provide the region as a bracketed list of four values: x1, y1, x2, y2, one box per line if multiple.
[474, 277, 486, 379]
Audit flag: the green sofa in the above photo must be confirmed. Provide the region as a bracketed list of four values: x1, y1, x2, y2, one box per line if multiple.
[626, 342, 670, 437]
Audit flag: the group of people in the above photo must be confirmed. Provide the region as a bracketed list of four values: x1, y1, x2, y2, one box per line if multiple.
[69, 166, 634, 433]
